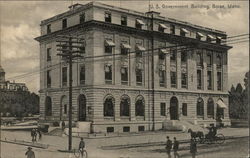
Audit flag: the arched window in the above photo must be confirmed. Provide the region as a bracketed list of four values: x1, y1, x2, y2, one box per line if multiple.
[197, 97, 204, 117]
[207, 98, 214, 118]
[135, 96, 145, 116]
[103, 95, 115, 117]
[78, 94, 87, 121]
[170, 96, 179, 120]
[216, 98, 225, 119]
[45, 96, 52, 116]
[120, 95, 130, 116]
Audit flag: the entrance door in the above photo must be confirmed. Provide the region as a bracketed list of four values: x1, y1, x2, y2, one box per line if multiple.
[78, 94, 86, 121]
[170, 97, 178, 120]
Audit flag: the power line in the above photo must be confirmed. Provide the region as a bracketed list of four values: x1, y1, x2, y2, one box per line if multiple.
[222, 37, 249, 43]
[5, 45, 193, 80]
[226, 40, 249, 45]
[6, 36, 249, 81]
[227, 34, 249, 39]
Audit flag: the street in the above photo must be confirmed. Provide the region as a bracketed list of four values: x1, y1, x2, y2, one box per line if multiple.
[0, 128, 249, 158]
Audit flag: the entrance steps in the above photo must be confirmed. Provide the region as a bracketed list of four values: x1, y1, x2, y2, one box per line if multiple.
[48, 128, 64, 136]
[162, 119, 206, 133]
[63, 122, 91, 137]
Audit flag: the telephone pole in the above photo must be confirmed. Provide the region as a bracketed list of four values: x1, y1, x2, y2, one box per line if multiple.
[56, 35, 84, 151]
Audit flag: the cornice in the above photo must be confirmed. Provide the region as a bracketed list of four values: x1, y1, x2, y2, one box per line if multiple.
[35, 20, 232, 51]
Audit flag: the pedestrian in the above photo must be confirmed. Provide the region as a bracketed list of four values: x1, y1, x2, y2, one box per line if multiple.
[79, 137, 85, 158]
[25, 147, 35, 158]
[190, 138, 197, 158]
[31, 129, 35, 142]
[34, 129, 37, 142]
[166, 136, 172, 158]
[173, 137, 180, 158]
[37, 129, 42, 140]
[62, 121, 65, 130]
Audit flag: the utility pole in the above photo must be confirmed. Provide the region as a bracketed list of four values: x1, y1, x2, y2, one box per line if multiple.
[56, 35, 84, 151]
[150, 13, 155, 131]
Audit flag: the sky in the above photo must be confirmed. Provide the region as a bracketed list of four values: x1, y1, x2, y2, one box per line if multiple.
[0, 1, 249, 93]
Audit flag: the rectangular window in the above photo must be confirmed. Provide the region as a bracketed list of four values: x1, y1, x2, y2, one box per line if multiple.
[105, 46, 112, 54]
[136, 69, 143, 86]
[138, 126, 145, 132]
[180, 30, 186, 37]
[171, 71, 177, 88]
[217, 72, 222, 91]
[181, 73, 187, 88]
[196, 32, 204, 40]
[207, 52, 212, 67]
[170, 49, 176, 62]
[62, 67, 67, 87]
[105, 12, 111, 23]
[79, 13, 85, 23]
[47, 24, 51, 34]
[216, 37, 221, 44]
[207, 71, 212, 90]
[62, 19, 67, 29]
[159, 70, 166, 87]
[121, 67, 128, 85]
[105, 65, 112, 84]
[170, 25, 175, 34]
[121, 47, 129, 55]
[160, 103, 166, 116]
[80, 65, 85, 85]
[47, 70, 51, 88]
[197, 52, 203, 66]
[182, 103, 187, 116]
[79, 40, 86, 54]
[123, 126, 130, 132]
[158, 24, 166, 32]
[216, 54, 222, 68]
[104, 39, 115, 54]
[197, 70, 202, 89]
[135, 19, 144, 29]
[47, 48, 51, 61]
[107, 127, 114, 133]
[181, 50, 187, 63]
[121, 15, 127, 26]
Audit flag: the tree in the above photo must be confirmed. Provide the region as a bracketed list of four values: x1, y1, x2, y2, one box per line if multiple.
[0, 90, 39, 117]
[235, 83, 243, 94]
[229, 71, 249, 120]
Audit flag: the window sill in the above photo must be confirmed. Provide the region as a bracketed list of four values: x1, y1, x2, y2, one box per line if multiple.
[80, 80, 85, 85]
[104, 117, 114, 120]
[121, 81, 128, 85]
[160, 84, 165, 87]
[181, 85, 187, 89]
[105, 80, 112, 84]
[136, 82, 143, 86]
[136, 116, 145, 121]
[120, 116, 130, 120]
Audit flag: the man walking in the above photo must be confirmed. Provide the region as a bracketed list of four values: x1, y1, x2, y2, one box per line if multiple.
[166, 136, 172, 158]
[79, 137, 85, 158]
[190, 138, 197, 158]
[173, 137, 180, 158]
[25, 147, 35, 158]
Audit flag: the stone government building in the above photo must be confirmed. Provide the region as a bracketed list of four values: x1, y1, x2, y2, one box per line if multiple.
[35, 2, 231, 133]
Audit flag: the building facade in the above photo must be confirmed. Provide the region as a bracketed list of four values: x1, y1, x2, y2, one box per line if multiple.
[35, 2, 231, 133]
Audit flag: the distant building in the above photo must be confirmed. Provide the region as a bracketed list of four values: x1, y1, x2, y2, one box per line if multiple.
[35, 2, 231, 133]
[0, 52, 28, 91]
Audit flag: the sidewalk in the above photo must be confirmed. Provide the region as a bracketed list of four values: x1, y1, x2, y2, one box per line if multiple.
[1, 127, 249, 158]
